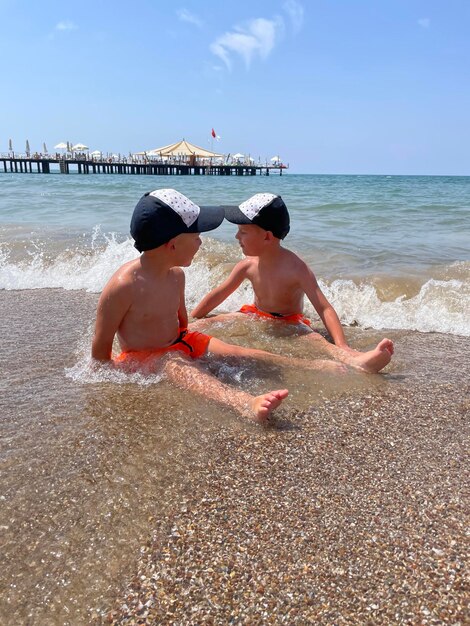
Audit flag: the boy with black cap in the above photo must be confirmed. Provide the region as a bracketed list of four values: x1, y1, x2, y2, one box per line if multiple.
[91, 190, 341, 423]
[192, 193, 394, 373]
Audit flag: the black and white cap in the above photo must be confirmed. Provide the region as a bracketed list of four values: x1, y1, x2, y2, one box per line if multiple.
[131, 189, 225, 251]
[224, 193, 290, 239]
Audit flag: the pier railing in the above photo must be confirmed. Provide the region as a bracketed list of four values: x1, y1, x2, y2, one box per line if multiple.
[0, 154, 288, 176]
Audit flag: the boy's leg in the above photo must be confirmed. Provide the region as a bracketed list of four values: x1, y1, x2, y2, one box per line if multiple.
[191, 317, 392, 374]
[162, 356, 288, 423]
[207, 337, 347, 373]
[189, 312, 244, 332]
[298, 333, 394, 373]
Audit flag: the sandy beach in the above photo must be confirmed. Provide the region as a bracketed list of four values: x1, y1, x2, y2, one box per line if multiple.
[1, 287, 468, 625]
[106, 331, 469, 625]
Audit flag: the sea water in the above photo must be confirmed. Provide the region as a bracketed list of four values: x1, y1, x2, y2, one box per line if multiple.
[1, 173, 468, 335]
[0, 172, 469, 623]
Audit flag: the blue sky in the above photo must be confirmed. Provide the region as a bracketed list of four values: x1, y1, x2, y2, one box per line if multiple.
[1, 0, 469, 174]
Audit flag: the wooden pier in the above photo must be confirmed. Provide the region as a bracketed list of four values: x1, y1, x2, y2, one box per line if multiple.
[0, 156, 287, 176]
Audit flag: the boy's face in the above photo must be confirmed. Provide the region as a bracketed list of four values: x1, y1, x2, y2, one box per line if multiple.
[172, 233, 202, 266]
[235, 224, 267, 256]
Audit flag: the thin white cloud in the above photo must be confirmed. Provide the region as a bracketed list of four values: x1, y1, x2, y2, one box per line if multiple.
[418, 17, 431, 29]
[55, 20, 77, 32]
[177, 8, 204, 28]
[210, 17, 283, 70]
[283, 0, 304, 33]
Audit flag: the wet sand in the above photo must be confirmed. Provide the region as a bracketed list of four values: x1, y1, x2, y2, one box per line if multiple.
[107, 332, 469, 625]
[0, 289, 468, 624]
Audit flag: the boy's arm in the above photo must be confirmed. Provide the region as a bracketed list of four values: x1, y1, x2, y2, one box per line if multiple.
[177, 269, 188, 329]
[91, 281, 132, 361]
[300, 264, 350, 349]
[191, 261, 249, 318]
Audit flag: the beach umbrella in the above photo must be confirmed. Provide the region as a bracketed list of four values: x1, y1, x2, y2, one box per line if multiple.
[54, 142, 68, 150]
[72, 143, 88, 151]
[25, 140, 30, 155]
[43, 142, 48, 154]
[270, 155, 281, 162]
[90, 150, 102, 157]
[233, 153, 244, 159]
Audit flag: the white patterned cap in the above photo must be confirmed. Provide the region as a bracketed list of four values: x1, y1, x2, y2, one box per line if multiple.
[238, 193, 278, 220]
[149, 189, 200, 228]
[223, 193, 290, 239]
[131, 188, 225, 251]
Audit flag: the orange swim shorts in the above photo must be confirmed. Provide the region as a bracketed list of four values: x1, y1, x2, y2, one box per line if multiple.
[239, 304, 312, 327]
[115, 329, 211, 363]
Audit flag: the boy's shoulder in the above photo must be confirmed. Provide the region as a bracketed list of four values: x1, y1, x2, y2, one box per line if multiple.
[233, 256, 258, 271]
[278, 245, 307, 267]
[104, 258, 141, 292]
[172, 266, 185, 281]
[115, 257, 141, 280]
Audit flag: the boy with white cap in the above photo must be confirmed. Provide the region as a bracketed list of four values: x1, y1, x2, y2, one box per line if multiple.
[92, 190, 341, 423]
[192, 193, 394, 373]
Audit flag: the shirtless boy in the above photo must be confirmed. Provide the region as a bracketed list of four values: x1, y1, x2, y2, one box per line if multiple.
[92, 190, 339, 423]
[191, 193, 394, 373]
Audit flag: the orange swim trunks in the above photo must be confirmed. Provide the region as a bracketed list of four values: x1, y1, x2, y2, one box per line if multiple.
[239, 304, 312, 327]
[115, 329, 211, 363]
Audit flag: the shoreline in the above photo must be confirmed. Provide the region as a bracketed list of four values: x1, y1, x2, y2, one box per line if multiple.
[106, 333, 469, 625]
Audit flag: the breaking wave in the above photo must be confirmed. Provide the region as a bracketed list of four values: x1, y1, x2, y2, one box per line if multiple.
[1, 232, 468, 337]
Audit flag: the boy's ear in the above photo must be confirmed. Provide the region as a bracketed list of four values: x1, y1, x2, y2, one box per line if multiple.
[165, 238, 177, 250]
[265, 230, 274, 242]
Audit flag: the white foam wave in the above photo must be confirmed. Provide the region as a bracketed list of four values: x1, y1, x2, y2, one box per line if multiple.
[185, 259, 254, 313]
[0, 230, 139, 292]
[1, 235, 468, 336]
[65, 357, 165, 386]
[318, 278, 469, 337]
[185, 270, 469, 337]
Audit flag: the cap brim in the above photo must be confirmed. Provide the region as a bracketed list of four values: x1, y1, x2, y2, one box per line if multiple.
[190, 205, 225, 233]
[223, 205, 253, 225]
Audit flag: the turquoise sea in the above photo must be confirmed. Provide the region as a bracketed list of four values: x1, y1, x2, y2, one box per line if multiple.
[0, 171, 469, 624]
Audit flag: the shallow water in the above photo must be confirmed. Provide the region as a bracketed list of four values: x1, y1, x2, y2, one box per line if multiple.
[0, 288, 391, 624]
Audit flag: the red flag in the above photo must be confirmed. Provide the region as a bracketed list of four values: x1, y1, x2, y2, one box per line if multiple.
[211, 128, 216, 138]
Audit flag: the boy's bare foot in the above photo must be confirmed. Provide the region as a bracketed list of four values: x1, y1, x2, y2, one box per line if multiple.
[350, 338, 394, 373]
[250, 389, 289, 423]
